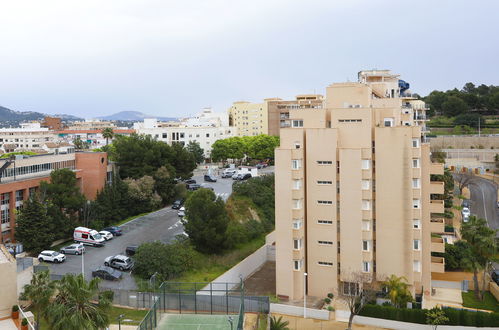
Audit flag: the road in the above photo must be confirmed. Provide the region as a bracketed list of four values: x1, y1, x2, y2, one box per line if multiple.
[455, 174, 499, 270]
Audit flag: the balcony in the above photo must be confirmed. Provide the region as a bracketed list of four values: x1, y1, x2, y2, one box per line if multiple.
[431, 237, 445, 253]
[430, 218, 445, 233]
[429, 200, 444, 214]
[429, 181, 444, 194]
[430, 163, 444, 175]
[431, 256, 445, 273]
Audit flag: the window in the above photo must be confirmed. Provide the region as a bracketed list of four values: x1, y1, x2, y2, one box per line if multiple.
[412, 178, 420, 188]
[317, 160, 332, 165]
[293, 239, 302, 250]
[342, 282, 359, 296]
[413, 260, 421, 272]
[318, 261, 333, 266]
[413, 199, 420, 209]
[362, 200, 371, 210]
[292, 120, 304, 127]
[362, 261, 370, 272]
[338, 119, 362, 123]
[362, 240, 370, 251]
[317, 180, 332, 185]
[384, 118, 394, 127]
[293, 259, 303, 271]
[318, 200, 333, 205]
[292, 219, 302, 229]
[292, 159, 301, 169]
[294, 142, 301, 149]
[362, 220, 370, 231]
[361, 159, 371, 170]
[412, 138, 420, 148]
[293, 199, 302, 209]
[362, 180, 370, 190]
[413, 220, 421, 229]
[162, 133, 167, 139]
[412, 159, 420, 168]
[206, 133, 210, 138]
[318, 220, 333, 225]
[1, 193, 10, 205]
[318, 240, 333, 245]
[293, 180, 302, 190]
[413, 239, 420, 250]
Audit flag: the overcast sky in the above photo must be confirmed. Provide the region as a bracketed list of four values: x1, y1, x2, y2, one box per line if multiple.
[0, 0, 497, 118]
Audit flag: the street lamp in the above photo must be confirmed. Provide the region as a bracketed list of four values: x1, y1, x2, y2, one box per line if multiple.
[228, 316, 233, 330]
[117, 314, 124, 330]
[303, 272, 308, 319]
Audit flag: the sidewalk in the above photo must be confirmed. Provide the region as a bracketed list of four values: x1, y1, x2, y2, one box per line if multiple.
[271, 313, 386, 330]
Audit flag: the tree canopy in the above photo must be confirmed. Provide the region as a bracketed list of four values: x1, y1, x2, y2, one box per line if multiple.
[15, 197, 55, 254]
[211, 135, 279, 162]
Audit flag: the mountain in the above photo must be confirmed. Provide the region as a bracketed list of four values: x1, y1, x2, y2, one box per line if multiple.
[98, 111, 176, 121]
[0, 105, 45, 121]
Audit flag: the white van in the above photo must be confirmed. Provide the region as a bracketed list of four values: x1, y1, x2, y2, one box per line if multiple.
[74, 227, 106, 246]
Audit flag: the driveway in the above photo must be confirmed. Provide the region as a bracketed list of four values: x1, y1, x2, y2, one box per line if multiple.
[47, 207, 186, 290]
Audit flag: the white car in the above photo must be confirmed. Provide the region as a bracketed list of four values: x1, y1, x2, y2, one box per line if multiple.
[38, 250, 66, 263]
[99, 231, 114, 241]
[178, 207, 185, 217]
[462, 207, 471, 218]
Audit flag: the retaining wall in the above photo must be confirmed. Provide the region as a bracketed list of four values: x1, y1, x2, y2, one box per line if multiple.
[270, 303, 330, 320]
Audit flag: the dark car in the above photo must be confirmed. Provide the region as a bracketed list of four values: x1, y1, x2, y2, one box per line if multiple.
[187, 183, 201, 191]
[204, 174, 217, 182]
[102, 226, 123, 236]
[462, 200, 471, 208]
[240, 173, 252, 181]
[184, 179, 196, 184]
[492, 270, 499, 285]
[172, 199, 184, 209]
[92, 266, 123, 281]
[125, 245, 138, 256]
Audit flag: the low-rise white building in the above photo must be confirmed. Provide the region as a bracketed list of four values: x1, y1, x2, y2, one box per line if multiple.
[0, 123, 58, 153]
[134, 108, 236, 157]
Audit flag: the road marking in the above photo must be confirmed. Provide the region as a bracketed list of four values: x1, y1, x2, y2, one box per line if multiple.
[472, 182, 489, 227]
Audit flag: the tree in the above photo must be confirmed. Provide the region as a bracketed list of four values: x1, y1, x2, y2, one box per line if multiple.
[442, 240, 473, 271]
[93, 174, 131, 226]
[454, 172, 474, 195]
[461, 216, 498, 300]
[15, 197, 55, 254]
[40, 168, 86, 214]
[211, 137, 245, 163]
[186, 141, 205, 164]
[247, 135, 280, 160]
[383, 275, 413, 308]
[441, 96, 468, 116]
[73, 137, 89, 150]
[170, 142, 197, 179]
[133, 239, 194, 281]
[101, 127, 114, 146]
[426, 307, 449, 330]
[454, 113, 482, 128]
[47, 274, 112, 330]
[336, 271, 376, 330]
[124, 175, 161, 214]
[183, 188, 230, 253]
[20, 270, 56, 330]
[269, 315, 290, 330]
[153, 166, 176, 205]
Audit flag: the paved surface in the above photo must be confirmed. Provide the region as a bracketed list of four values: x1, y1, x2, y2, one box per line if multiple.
[47, 207, 186, 290]
[455, 174, 499, 270]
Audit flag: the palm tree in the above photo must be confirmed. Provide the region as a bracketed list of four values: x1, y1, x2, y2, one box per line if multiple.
[383, 274, 413, 308]
[102, 128, 114, 146]
[270, 315, 290, 330]
[20, 270, 56, 330]
[461, 216, 497, 300]
[47, 274, 112, 330]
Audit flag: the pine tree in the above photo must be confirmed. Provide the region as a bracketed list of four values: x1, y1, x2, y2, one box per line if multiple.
[15, 197, 55, 254]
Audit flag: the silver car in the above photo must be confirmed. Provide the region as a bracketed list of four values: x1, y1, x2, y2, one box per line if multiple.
[60, 243, 85, 255]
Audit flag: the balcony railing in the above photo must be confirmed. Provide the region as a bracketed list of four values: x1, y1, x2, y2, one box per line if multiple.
[431, 237, 445, 253]
[430, 218, 445, 233]
[429, 200, 445, 214]
[431, 256, 445, 273]
[430, 181, 445, 195]
[430, 163, 444, 175]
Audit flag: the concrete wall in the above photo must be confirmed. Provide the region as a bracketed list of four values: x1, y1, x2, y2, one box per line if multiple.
[270, 303, 330, 320]
[429, 135, 499, 150]
[490, 282, 499, 302]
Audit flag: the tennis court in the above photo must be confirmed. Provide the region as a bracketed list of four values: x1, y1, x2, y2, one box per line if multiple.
[157, 313, 238, 330]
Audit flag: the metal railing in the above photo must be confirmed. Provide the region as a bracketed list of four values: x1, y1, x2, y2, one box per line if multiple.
[19, 306, 35, 330]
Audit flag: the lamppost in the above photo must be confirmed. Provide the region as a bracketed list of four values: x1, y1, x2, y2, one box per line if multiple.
[228, 316, 233, 330]
[303, 272, 308, 319]
[117, 314, 124, 330]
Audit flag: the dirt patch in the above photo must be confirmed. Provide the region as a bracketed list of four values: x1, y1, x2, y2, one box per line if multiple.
[243, 261, 276, 296]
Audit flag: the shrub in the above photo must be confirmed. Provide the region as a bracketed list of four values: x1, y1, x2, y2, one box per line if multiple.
[324, 298, 331, 304]
[327, 293, 334, 299]
[12, 305, 19, 312]
[22, 318, 28, 326]
[327, 306, 334, 312]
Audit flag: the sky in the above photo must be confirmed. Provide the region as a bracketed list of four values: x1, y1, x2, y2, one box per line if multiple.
[0, 0, 498, 118]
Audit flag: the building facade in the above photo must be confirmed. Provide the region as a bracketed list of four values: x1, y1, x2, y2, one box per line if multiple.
[0, 245, 17, 318]
[275, 70, 444, 303]
[0, 123, 58, 153]
[228, 101, 268, 136]
[0, 151, 111, 243]
[134, 108, 235, 157]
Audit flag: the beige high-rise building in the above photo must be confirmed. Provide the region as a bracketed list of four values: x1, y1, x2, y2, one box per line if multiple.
[228, 101, 268, 136]
[275, 70, 445, 304]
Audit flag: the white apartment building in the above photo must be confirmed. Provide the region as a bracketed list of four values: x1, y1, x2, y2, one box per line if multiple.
[133, 108, 236, 157]
[0, 123, 58, 153]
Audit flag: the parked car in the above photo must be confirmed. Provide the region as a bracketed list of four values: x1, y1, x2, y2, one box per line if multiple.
[74, 227, 106, 247]
[178, 206, 185, 217]
[184, 179, 196, 184]
[492, 270, 499, 285]
[60, 243, 85, 255]
[187, 183, 201, 191]
[256, 163, 268, 169]
[221, 169, 236, 178]
[240, 173, 252, 181]
[172, 199, 184, 209]
[232, 173, 242, 180]
[204, 174, 217, 182]
[125, 245, 138, 257]
[462, 207, 471, 218]
[462, 200, 470, 208]
[104, 254, 134, 271]
[103, 226, 123, 236]
[38, 250, 66, 263]
[99, 230, 114, 241]
[92, 266, 123, 281]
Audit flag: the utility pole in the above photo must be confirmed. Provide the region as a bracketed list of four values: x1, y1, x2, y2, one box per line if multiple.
[478, 117, 481, 137]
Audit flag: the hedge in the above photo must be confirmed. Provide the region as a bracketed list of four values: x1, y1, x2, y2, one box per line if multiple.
[359, 304, 499, 327]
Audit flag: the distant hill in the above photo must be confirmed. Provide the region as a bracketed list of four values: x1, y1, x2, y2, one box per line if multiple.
[98, 111, 176, 121]
[0, 105, 45, 121]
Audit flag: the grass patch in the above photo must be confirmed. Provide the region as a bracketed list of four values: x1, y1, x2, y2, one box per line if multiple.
[115, 211, 152, 226]
[258, 314, 268, 330]
[462, 291, 499, 312]
[170, 235, 266, 283]
[108, 306, 148, 325]
[226, 195, 262, 223]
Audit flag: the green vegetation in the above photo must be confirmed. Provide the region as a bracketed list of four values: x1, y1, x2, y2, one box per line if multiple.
[426, 308, 449, 330]
[15, 198, 55, 254]
[462, 292, 499, 312]
[186, 141, 205, 164]
[101, 127, 114, 146]
[0, 151, 37, 158]
[257, 314, 268, 330]
[430, 168, 454, 208]
[107, 306, 148, 325]
[211, 135, 279, 163]
[269, 315, 290, 330]
[383, 275, 413, 308]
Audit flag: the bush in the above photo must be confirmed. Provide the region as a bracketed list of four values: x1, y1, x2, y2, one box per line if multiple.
[21, 318, 28, 326]
[12, 305, 19, 312]
[327, 306, 334, 312]
[327, 293, 334, 299]
[324, 298, 331, 304]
